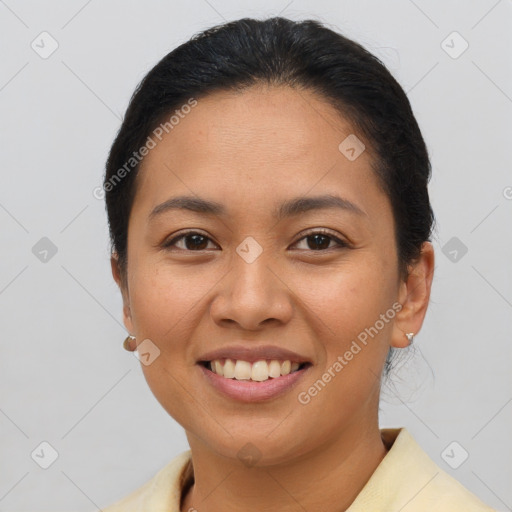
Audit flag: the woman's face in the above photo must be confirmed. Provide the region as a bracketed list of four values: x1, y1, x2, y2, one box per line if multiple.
[115, 85, 413, 464]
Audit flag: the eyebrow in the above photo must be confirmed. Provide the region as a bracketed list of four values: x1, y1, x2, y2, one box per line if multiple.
[149, 194, 367, 221]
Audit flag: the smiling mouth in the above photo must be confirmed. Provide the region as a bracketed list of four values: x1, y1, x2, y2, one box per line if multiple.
[199, 359, 312, 382]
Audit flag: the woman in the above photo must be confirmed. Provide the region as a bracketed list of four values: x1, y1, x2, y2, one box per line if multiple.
[101, 17, 494, 511]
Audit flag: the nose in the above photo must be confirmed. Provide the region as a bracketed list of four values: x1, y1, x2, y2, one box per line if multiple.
[210, 249, 293, 331]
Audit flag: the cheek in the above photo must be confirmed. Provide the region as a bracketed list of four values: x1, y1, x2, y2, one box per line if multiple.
[127, 265, 205, 423]
[300, 258, 395, 338]
[129, 262, 208, 339]
[293, 265, 395, 425]
[306, 267, 396, 417]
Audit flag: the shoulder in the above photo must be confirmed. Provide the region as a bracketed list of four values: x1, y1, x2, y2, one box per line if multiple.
[347, 428, 496, 512]
[415, 470, 496, 511]
[99, 450, 192, 512]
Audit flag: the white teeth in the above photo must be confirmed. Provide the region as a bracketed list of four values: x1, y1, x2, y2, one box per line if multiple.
[208, 358, 304, 381]
[251, 360, 269, 381]
[268, 360, 281, 378]
[234, 360, 252, 380]
[213, 360, 224, 376]
[223, 358, 235, 378]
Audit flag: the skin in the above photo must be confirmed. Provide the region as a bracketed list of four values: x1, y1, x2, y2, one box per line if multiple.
[111, 84, 434, 512]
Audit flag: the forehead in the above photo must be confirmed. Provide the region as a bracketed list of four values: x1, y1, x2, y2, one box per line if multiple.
[147, 85, 360, 166]
[132, 85, 384, 221]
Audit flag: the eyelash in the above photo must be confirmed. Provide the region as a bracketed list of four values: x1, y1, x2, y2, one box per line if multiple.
[161, 228, 349, 252]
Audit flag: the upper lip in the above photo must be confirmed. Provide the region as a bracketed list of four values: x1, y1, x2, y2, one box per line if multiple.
[197, 345, 312, 364]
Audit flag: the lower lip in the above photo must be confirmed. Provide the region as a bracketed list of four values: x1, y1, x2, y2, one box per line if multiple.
[198, 364, 311, 402]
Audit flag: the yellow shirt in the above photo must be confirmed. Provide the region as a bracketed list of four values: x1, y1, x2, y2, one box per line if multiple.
[101, 428, 495, 511]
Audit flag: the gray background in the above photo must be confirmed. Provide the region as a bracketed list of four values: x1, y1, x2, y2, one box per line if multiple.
[1, 0, 511, 510]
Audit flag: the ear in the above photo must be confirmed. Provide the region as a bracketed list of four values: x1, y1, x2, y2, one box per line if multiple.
[111, 253, 134, 335]
[391, 242, 435, 348]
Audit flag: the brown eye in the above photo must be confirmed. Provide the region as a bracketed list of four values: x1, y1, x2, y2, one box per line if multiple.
[307, 234, 331, 250]
[163, 231, 218, 251]
[292, 229, 349, 251]
[162, 229, 348, 253]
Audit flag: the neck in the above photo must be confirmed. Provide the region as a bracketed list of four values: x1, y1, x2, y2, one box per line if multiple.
[181, 421, 388, 512]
